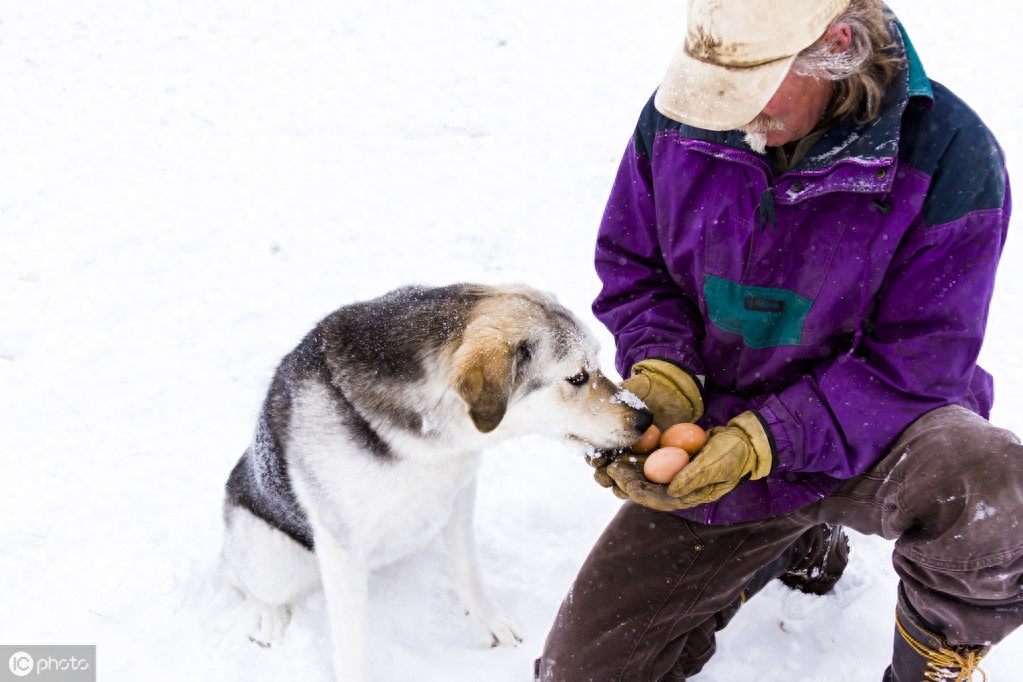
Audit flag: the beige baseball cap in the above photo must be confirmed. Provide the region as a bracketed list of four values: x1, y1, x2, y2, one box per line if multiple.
[654, 0, 851, 131]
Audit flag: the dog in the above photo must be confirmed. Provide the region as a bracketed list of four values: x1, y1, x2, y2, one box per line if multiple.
[220, 283, 651, 681]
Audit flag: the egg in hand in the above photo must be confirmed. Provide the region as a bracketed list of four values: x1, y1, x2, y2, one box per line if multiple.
[635, 423, 708, 484]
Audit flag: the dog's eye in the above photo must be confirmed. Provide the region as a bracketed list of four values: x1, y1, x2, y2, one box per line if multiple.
[516, 342, 532, 363]
[567, 371, 590, 387]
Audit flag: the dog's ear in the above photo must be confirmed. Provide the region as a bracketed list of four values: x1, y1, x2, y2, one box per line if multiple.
[452, 338, 515, 433]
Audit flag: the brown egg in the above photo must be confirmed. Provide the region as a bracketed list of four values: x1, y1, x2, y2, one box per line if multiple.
[631, 423, 662, 455]
[643, 447, 691, 484]
[659, 423, 708, 454]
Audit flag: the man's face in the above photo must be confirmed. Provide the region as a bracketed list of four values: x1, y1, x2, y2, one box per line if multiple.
[744, 69, 835, 150]
[739, 23, 851, 151]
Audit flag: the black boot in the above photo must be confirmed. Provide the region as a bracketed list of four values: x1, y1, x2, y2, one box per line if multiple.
[778, 522, 851, 595]
[716, 523, 850, 630]
[883, 585, 989, 681]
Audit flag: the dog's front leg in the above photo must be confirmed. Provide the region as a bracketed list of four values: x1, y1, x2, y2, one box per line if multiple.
[443, 478, 522, 647]
[313, 530, 374, 682]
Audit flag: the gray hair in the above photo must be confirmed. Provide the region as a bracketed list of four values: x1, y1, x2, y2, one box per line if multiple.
[792, 0, 904, 124]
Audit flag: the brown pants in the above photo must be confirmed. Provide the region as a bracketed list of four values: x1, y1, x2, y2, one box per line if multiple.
[538, 406, 1023, 681]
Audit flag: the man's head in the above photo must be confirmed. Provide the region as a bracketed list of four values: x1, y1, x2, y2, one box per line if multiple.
[655, 0, 901, 148]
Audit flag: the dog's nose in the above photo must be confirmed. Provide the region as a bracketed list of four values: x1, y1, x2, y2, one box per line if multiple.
[635, 409, 653, 433]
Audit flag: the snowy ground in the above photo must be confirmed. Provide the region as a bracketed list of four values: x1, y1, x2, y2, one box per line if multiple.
[2, 1, 1021, 680]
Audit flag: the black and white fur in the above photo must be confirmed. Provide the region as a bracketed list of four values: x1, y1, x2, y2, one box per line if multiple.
[221, 283, 651, 681]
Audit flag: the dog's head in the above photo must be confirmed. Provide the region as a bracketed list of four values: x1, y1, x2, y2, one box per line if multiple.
[450, 285, 651, 450]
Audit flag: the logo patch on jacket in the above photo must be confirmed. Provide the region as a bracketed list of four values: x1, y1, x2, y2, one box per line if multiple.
[704, 275, 812, 348]
[743, 296, 785, 313]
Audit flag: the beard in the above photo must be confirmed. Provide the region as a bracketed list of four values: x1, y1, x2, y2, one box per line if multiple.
[738, 114, 786, 154]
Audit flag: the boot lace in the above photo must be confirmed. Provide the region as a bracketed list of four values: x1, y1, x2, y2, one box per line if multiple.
[896, 617, 988, 682]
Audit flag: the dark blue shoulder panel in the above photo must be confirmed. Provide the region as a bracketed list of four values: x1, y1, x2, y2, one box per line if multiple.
[633, 90, 737, 161]
[633, 91, 680, 161]
[899, 80, 1006, 228]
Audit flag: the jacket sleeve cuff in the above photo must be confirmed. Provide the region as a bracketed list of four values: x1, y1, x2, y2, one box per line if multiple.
[753, 402, 795, 474]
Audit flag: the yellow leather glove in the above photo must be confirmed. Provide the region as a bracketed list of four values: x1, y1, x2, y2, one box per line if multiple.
[605, 411, 773, 511]
[620, 359, 704, 430]
[605, 454, 682, 511]
[585, 451, 618, 491]
[668, 411, 773, 506]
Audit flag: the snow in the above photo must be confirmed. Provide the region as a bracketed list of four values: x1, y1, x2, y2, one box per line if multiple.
[613, 389, 648, 411]
[1, 1, 1021, 680]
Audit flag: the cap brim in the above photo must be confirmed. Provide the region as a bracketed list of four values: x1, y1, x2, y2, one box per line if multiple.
[653, 46, 796, 131]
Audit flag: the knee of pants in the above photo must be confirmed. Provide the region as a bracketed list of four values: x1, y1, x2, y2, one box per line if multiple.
[896, 408, 1023, 558]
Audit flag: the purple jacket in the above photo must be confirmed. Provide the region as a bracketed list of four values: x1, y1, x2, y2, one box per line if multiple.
[593, 29, 1012, 524]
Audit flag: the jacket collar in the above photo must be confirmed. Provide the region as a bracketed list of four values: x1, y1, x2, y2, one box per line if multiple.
[796, 20, 930, 173]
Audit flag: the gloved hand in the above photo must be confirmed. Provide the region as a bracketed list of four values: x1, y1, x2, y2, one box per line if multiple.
[585, 450, 631, 500]
[604, 453, 685, 511]
[621, 359, 704, 430]
[605, 411, 773, 511]
[668, 411, 773, 506]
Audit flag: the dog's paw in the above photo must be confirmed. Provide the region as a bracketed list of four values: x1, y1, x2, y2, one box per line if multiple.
[248, 602, 292, 648]
[467, 607, 522, 648]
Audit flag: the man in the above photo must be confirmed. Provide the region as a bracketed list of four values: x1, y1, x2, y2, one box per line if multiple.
[537, 0, 1021, 679]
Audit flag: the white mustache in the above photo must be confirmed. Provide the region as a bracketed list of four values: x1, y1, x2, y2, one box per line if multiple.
[740, 114, 787, 133]
[739, 115, 786, 154]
